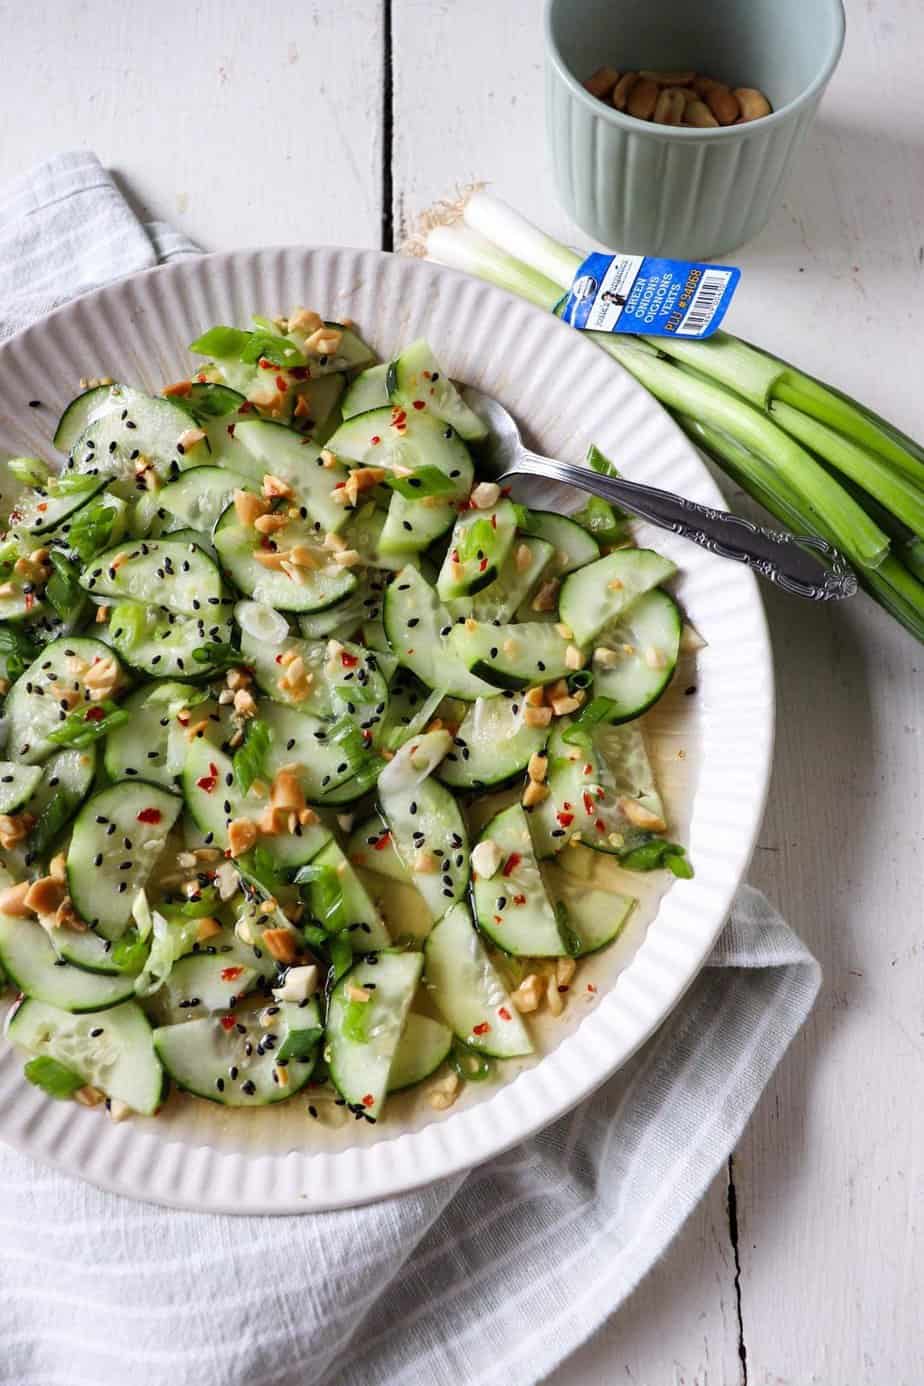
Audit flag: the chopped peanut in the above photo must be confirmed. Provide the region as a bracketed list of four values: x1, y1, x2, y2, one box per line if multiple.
[511, 974, 543, 1013]
[24, 876, 67, 917]
[345, 982, 372, 1004]
[546, 975, 565, 1017]
[74, 1085, 105, 1108]
[527, 752, 548, 782]
[262, 928, 300, 965]
[0, 881, 32, 917]
[333, 548, 362, 567]
[288, 307, 323, 336]
[524, 685, 545, 707]
[531, 580, 559, 613]
[555, 622, 573, 641]
[233, 688, 257, 719]
[49, 853, 67, 883]
[323, 531, 347, 552]
[565, 645, 585, 671]
[470, 481, 501, 510]
[413, 847, 439, 874]
[248, 384, 287, 413]
[95, 605, 110, 624]
[344, 466, 386, 506]
[320, 449, 338, 469]
[196, 916, 223, 942]
[253, 549, 289, 570]
[262, 474, 294, 500]
[299, 806, 319, 827]
[471, 838, 503, 878]
[254, 512, 289, 536]
[551, 694, 581, 718]
[303, 326, 343, 356]
[607, 577, 624, 591]
[270, 768, 305, 814]
[618, 797, 667, 832]
[288, 544, 319, 569]
[257, 804, 288, 836]
[0, 813, 35, 850]
[428, 1070, 460, 1110]
[177, 427, 206, 451]
[226, 667, 251, 691]
[522, 779, 550, 808]
[643, 645, 668, 670]
[54, 897, 86, 932]
[524, 704, 553, 729]
[107, 1099, 133, 1123]
[515, 543, 533, 573]
[594, 646, 619, 668]
[184, 718, 210, 742]
[293, 393, 313, 420]
[234, 489, 269, 527]
[83, 655, 121, 700]
[227, 817, 259, 858]
[556, 957, 577, 987]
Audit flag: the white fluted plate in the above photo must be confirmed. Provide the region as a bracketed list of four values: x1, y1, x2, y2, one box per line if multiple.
[0, 248, 773, 1212]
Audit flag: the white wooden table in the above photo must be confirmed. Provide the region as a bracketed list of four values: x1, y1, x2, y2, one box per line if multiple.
[4, 1, 922, 1380]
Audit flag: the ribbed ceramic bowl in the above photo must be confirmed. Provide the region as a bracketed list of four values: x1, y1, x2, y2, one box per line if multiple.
[0, 247, 773, 1212]
[545, 0, 846, 259]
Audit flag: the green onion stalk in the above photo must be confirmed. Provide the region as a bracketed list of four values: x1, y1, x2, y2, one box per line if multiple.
[424, 192, 924, 642]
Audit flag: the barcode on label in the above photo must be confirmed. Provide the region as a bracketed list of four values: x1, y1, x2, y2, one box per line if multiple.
[676, 269, 733, 337]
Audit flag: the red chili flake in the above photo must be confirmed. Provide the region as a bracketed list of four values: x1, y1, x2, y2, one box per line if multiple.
[513, 893, 527, 906]
[274, 653, 284, 664]
[275, 375, 288, 393]
[136, 807, 162, 824]
[502, 852, 521, 877]
[36, 502, 48, 513]
[582, 791, 595, 817]
[596, 787, 605, 800]
[493, 914, 502, 924]
[373, 831, 391, 851]
[412, 399, 426, 411]
[196, 762, 219, 794]
[176, 710, 190, 725]
[84, 705, 105, 722]
[422, 370, 432, 380]
[258, 357, 276, 371]
[340, 651, 359, 669]
[362, 1093, 375, 1108]
[196, 373, 208, 383]
[220, 1015, 236, 1031]
[361, 729, 372, 745]
[490, 514, 497, 529]
[498, 1007, 512, 1022]
[478, 557, 488, 572]
[226, 422, 236, 438]
[595, 818, 606, 833]
[472, 1022, 490, 1036]
[370, 435, 382, 445]
[556, 811, 574, 827]
[24, 592, 35, 611]
[290, 366, 309, 380]
[587, 983, 598, 994]
[562, 801, 572, 811]
[451, 549, 460, 563]
[221, 966, 244, 982]
[238, 400, 255, 414]
[583, 763, 593, 775]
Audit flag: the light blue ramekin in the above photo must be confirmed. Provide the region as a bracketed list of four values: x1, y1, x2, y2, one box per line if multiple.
[545, 0, 846, 260]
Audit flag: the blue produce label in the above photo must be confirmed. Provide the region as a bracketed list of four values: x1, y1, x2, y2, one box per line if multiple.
[560, 251, 740, 339]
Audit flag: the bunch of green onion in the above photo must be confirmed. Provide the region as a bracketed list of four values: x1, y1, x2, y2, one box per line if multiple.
[424, 192, 924, 643]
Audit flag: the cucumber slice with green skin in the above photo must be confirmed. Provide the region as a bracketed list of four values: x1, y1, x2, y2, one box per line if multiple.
[346, 815, 411, 883]
[53, 925, 146, 977]
[344, 504, 420, 573]
[7, 997, 165, 1114]
[240, 628, 330, 716]
[5, 635, 123, 765]
[379, 493, 457, 557]
[65, 390, 197, 492]
[0, 763, 42, 814]
[447, 619, 578, 690]
[0, 914, 137, 1011]
[103, 682, 210, 787]
[158, 466, 256, 533]
[558, 550, 677, 648]
[297, 567, 387, 641]
[213, 505, 357, 614]
[327, 408, 474, 500]
[182, 738, 332, 863]
[341, 363, 389, 420]
[375, 670, 443, 752]
[386, 340, 488, 443]
[436, 499, 518, 600]
[162, 952, 259, 1020]
[437, 692, 548, 790]
[299, 372, 346, 445]
[301, 840, 391, 949]
[231, 419, 352, 534]
[80, 539, 224, 615]
[516, 510, 600, 578]
[540, 861, 636, 957]
[377, 731, 469, 921]
[24, 747, 96, 864]
[258, 701, 377, 799]
[423, 901, 533, 1057]
[280, 322, 376, 377]
[0, 578, 46, 622]
[153, 1010, 316, 1107]
[108, 602, 232, 679]
[449, 534, 554, 625]
[178, 382, 248, 423]
[591, 589, 682, 722]
[156, 526, 218, 562]
[326, 951, 424, 1119]
[388, 1012, 453, 1091]
[53, 384, 124, 453]
[472, 803, 568, 957]
[529, 721, 669, 864]
[14, 476, 108, 538]
[382, 566, 498, 701]
[66, 781, 182, 941]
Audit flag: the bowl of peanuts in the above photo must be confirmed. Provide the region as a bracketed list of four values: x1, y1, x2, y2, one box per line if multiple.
[544, 0, 845, 259]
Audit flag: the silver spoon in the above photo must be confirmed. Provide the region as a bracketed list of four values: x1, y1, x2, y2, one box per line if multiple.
[461, 384, 857, 602]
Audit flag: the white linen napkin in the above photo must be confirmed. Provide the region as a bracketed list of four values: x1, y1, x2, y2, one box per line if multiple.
[0, 153, 820, 1386]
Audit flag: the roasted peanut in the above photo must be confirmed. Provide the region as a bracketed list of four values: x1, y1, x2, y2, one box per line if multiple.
[705, 85, 740, 125]
[584, 65, 620, 99]
[640, 69, 696, 86]
[653, 88, 686, 126]
[627, 77, 659, 121]
[610, 72, 637, 111]
[735, 87, 772, 122]
[685, 99, 719, 128]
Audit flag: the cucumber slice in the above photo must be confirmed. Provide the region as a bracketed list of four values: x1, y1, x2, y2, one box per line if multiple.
[0, 577, 46, 622]
[103, 682, 211, 788]
[530, 721, 672, 865]
[377, 731, 469, 921]
[27, 747, 97, 859]
[424, 901, 533, 1057]
[472, 803, 567, 956]
[5, 635, 124, 765]
[14, 476, 108, 538]
[326, 951, 424, 1118]
[386, 340, 487, 442]
[298, 371, 346, 445]
[516, 510, 600, 577]
[162, 952, 259, 1019]
[436, 499, 518, 599]
[379, 493, 456, 557]
[541, 860, 636, 956]
[182, 738, 332, 864]
[388, 1012, 453, 1091]
[346, 815, 411, 883]
[80, 539, 224, 614]
[153, 1008, 317, 1107]
[239, 628, 331, 716]
[53, 384, 123, 452]
[53, 924, 146, 977]
[213, 505, 356, 613]
[158, 466, 255, 533]
[343, 505, 416, 573]
[7, 997, 165, 1114]
[231, 419, 352, 534]
[447, 619, 577, 690]
[65, 390, 197, 491]
[296, 575, 379, 641]
[450, 534, 553, 625]
[341, 363, 389, 419]
[0, 914, 136, 1011]
[66, 782, 182, 940]
[0, 763, 42, 814]
[436, 692, 548, 790]
[558, 549, 677, 647]
[108, 602, 232, 679]
[302, 840, 391, 948]
[591, 589, 682, 722]
[382, 566, 498, 701]
[327, 408, 473, 500]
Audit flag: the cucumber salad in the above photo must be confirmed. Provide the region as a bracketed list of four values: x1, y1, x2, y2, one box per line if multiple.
[0, 312, 693, 1127]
